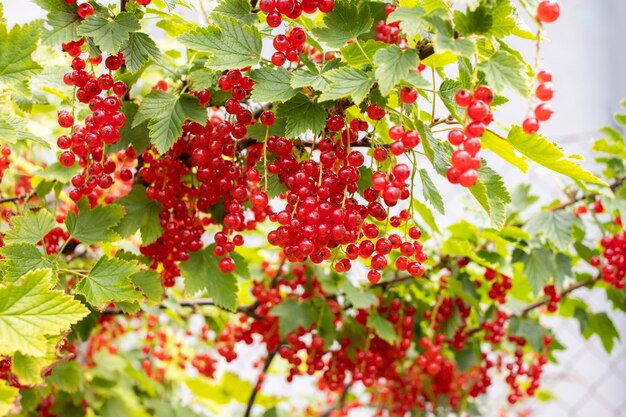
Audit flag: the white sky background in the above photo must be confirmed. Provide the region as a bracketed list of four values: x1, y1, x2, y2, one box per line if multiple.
[3, 0, 626, 415]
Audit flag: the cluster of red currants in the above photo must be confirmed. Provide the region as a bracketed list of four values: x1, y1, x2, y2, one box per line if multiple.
[57, 44, 133, 204]
[501, 335, 549, 404]
[259, 0, 335, 28]
[374, 5, 404, 45]
[592, 231, 626, 289]
[271, 27, 307, 66]
[482, 267, 513, 304]
[0, 147, 10, 184]
[542, 284, 561, 312]
[446, 86, 495, 188]
[523, 70, 555, 134]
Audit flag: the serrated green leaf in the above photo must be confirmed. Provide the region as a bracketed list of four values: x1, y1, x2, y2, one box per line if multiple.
[423, 14, 475, 57]
[0, 17, 42, 94]
[47, 360, 82, 393]
[187, 68, 220, 91]
[482, 129, 528, 172]
[508, 126, 607, 186]
[77, 12, 140, 54]
[387, 6, 427, 39]
[178, 14, 261, 70]
[340, 39, 386, 68]
[517, 248, 555, 294]
[527, 211, 577, 251]
[454, 6, 493, 35]
[65, 199, 125, 245]
[130, 270, 163, 306]
[270, 299, 317, 337]
[277, 93, 327, 138]
[179, 245, 238, 311]
[133, 90, 207, 153]
[341, 281, 378, 309]
[438, 79, 466, 122]
[319, 67, 375, 105]
[77, 256, 142, 308]
[33, 0, 81, 46]
[477, 50, 530, 96]
[357, 166, 373, 194]
[509, 318, 547, 351]
[0, 381, 18, 416]
[120, 32, 162, 73]
[470, 165, 511, 229]
[0, 269, 89, 357]
[415, 120, 451, 176]
[367, 312, 398, 344]
[116, 185, 164, 246]
[213, 0, 257, 24]
[412, 199, 440, 233]
[373, 45, 419, 96]
[582, 312, 620, 353]
[12, 340, 57, 386]
[249, 66, 297, 103]
[418, 168, 444, 214]
[4, 209, 55, 246]
[312, 0, 373, 49]
[110, 101, 151, 154]
[0, 244, 54, 283]
[487, 0, 517, 37]
[290, 69, 329, 91]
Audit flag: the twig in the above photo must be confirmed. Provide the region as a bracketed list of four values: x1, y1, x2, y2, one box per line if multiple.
[104, 298, 261, 319]
[243, 347, 279, 417]
[547, 177, 624, 212]
[0, 191, 34, 205]
[318, 383, 352, 417]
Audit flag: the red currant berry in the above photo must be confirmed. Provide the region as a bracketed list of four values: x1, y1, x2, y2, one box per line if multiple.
[537, 0, 560, 23]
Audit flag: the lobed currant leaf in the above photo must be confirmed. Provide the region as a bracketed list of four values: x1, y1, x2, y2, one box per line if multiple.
[4, 209, 55, 246]
[76, 256, 143, 308]
[77, 12, 141, 54]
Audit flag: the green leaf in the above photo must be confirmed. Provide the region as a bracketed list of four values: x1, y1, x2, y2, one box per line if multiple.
[0, 244, 54, 283]
[477, 50, 530, 96]
[77, 12, 140, 54]
[0, 17, 42, 93]
[12, 340, 57, 386]
[341, 281, 378, 309]
[65, 199, 125, 245]
[373, 45, 419, 96]
[33, 0, 81, 46]
[77, 256, 142, 308]
[111, 101, 151, 154]
[517, 248, 555, 294]
[270, 299, 316, 337]
[418, 168, 444, 214]
[527, 211, 577, 251]
[357, 166, 373, 194]
[291, 69, 329, 91]
[367, 312, 398, 344]
[277, 93, 327, 138]
[415, 120, 451, 176]
[340, 40, 386, 68]
[423, 14, 475, 57]
[582, 312, 620, 353]
[312, 0, 373, 49]
[482, 129, 528, 172]
[249, 66, 297, 103]
[187, 68, 220, 91]
[130, 270, 164, 306]
[487, 0, 517, 37]
[0, 382, 18, 416]
[47, 361, 82, 393]
[178, 14, 262, 70]
[116, 185, 164, 245]
[469, 165, 511, 229]
[0, 269, 88, 357]
[212, 0, 257, 24]
[120, 32, 162, 73]
[438, 79, 466, 122]
[509, 318, 547, 351]
[508, 126, 607, 186]
[179, 245, 238, 311]
[412, 199, 440, 233]
[387, 6, 427, 39]
[3, 209, 55, 245]
[453, 6, 492, 35]
[319, 67, 375, 105]
[133, 90, 207, 154]
[317, 301, 337, 347]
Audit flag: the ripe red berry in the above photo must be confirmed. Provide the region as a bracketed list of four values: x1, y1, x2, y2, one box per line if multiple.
[59, 151, 76, 167]
[218, 257, 235, 274]
[536, 82, 554, 101]
[448, 129, 465, 146]
[537, 0, 560, 23]
[455, 89, 472, 107]
[77, 2, 94, 19]
[473, 85, 494, 104]
[260, 111, 276, 126]
[400, 87, 418, 104]
[467, 100, 489, 122]
[522, 117, 540, 134]
[271, 52, 286, 66]
[327, 115, 344, 132]
[534, 103, 553, 121]
[458, 169, 478, 188]
[537, 70, 553, 83]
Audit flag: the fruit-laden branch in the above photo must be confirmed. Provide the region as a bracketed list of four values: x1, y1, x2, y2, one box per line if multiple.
[548, 176, 624, 212]
[0, 191, 35, 205]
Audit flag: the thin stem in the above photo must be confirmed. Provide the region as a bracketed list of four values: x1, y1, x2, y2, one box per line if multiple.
[243, 348, 279, 417]
[355, 39, 373, 66]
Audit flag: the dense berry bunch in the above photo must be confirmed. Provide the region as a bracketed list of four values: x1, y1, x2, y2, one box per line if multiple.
[374, 5, 404, 44]
[446, 86, 495, 188]
[543, 284, 561, 312]
[271, 27, 308, 66]
[592, 231, 626, 289]
[259, 0, 335, 29]
[0, 146, 10, 184]
[482, 267, 513, 304]
[523, 69, 555, 134]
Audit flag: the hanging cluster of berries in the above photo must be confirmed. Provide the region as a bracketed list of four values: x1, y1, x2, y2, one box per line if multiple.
[0, 146, 10, 184]
[259, 0, 335, 28]
[446, 86, 495, 188]
[271, 27, 307, 66]
[481, 267, 513, 304]
[481, 310, 508, 344]
[57, 43, 134, 205]
[523, 70, 555, 134]
[374, 5, 404, 45]
[542, 284, 561, 312]
[591, 231, 626, 289]
[500, 335, 550, 404]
